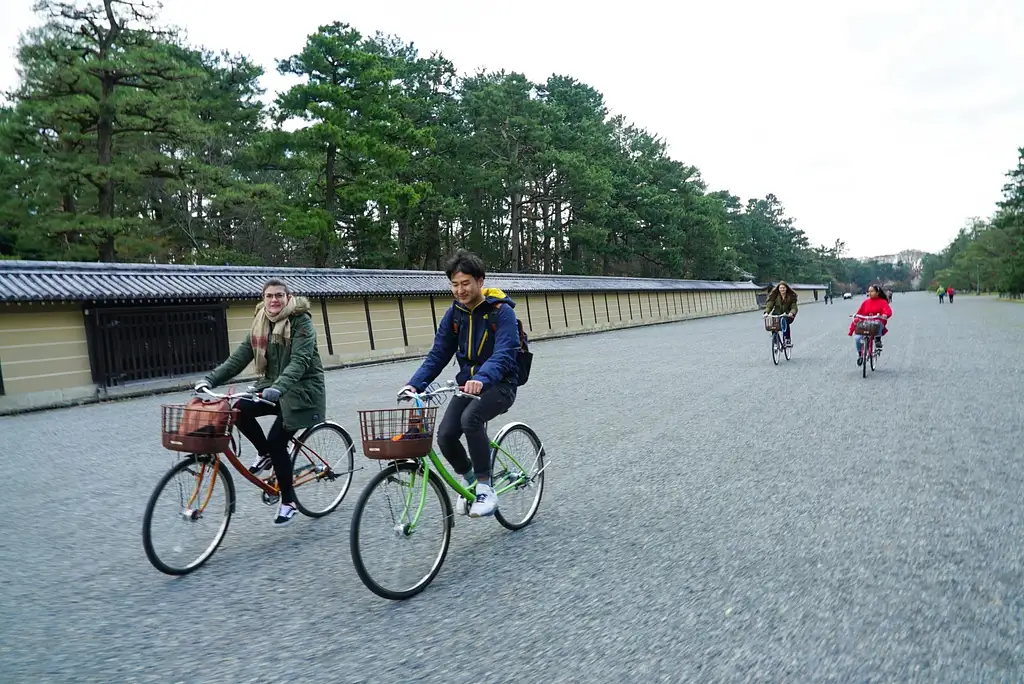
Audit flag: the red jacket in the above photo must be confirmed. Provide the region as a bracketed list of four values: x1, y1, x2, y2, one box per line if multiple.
[849, 297, 893, 335]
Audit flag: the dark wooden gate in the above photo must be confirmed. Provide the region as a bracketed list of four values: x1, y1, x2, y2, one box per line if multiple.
[84, 303, 230, 387]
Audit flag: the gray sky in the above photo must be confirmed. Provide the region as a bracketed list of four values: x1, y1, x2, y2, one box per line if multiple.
[2, 0, 1021, 257]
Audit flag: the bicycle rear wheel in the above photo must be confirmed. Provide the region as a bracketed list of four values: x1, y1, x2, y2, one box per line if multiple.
[350, 461, 452, 600]
[291, 421, 355, 518]
[492, 423, 545, 531]
[142, 455, 234, 575]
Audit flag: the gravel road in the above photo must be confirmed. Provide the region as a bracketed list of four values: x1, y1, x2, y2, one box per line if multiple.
[2, 292, 1022, 683]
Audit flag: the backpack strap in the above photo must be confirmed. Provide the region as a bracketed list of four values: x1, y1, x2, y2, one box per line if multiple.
[490, 303, 528, 349]
[490, 303, 502, 334]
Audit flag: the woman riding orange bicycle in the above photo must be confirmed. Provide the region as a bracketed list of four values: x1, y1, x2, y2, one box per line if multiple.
[195, 278, 327, 527]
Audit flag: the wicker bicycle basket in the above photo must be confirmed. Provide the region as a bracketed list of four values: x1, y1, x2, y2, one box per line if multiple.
[161, 402, 237, 454]
[854, 320, 882, 336]
[357, 406, 439, 460]
[764, 316, 781, 332]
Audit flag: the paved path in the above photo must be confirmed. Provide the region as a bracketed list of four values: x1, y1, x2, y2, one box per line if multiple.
[2, 293, 1022, 682]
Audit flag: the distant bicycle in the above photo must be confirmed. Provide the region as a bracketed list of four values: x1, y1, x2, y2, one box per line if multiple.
[851, 314, 884, 378]
[764, 313, 792, 365]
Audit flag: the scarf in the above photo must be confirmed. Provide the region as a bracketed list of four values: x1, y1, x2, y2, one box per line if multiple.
[250, 296, 298, 376]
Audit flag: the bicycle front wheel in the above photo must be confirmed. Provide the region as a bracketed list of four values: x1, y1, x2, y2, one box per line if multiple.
[771, 333, 781, 365]
[350, 461, 453, 600]
[291, 421, 356, 518]
[142, 456, 235, 576]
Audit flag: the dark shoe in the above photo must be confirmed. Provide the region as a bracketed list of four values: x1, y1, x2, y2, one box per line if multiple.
[857, 356, 863, 366]
[875, 337, 883, 350]
[274, 503, 298, 527]
[249, 454, 272, 475]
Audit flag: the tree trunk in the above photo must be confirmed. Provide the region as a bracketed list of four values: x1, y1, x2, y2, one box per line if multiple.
[540, 188, 551, 275]
[510, 190, 521, 271]
[423, 212, 441, 269]
[325, 142, 337, 215]
[97, 75, 116, 262]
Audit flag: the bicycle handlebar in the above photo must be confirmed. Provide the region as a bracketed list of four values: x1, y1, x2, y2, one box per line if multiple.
[851, 314, 888, 320]
[196, 386, 275, 406]
[399, 380, 482, 403]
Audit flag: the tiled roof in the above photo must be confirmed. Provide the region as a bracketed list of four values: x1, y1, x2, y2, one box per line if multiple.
[0, 260, 823, 303]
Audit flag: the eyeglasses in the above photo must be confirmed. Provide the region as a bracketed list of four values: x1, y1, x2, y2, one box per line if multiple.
[264, 292, 288, 300]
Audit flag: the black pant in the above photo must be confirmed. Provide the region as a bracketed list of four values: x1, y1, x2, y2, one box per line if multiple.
[436, 383, 516, 481]
[234, 398, 298, 504]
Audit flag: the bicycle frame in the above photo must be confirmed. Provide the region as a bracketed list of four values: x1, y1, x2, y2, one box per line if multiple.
[852, 314, 886, 348]
[776, 316, 789, 346]
[387, 390, 534, 532]
[181, 389, 341, 504]
[765, 314, 790, 337]
[852, 314, 884, 376]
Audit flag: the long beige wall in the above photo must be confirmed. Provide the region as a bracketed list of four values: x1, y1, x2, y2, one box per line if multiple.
[0, 304, 94, 409]
[794, 287, 822, 305]
[1, 288, 767, 413]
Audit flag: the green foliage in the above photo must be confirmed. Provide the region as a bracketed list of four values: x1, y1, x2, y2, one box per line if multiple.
[922, 149, 1024, 296]
[0, 1, 922, 285]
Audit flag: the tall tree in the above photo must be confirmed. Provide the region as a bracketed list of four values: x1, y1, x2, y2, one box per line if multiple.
[12, 0, 200, 261]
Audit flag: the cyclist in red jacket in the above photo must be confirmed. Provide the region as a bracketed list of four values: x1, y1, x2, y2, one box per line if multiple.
[848, 284, 892, 363]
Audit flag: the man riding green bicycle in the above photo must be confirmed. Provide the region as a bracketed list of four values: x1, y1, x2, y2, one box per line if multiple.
[399, 249, 524, 518]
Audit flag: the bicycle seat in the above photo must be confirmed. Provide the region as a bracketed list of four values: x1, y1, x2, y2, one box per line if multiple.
[482, 408, 510, 432]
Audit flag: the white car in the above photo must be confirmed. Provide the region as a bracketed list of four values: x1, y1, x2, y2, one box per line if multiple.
[843, 292, 852, 300]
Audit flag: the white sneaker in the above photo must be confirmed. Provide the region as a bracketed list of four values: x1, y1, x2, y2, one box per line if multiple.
[469, 483, 498, 518]
[274, 503, 297, 527]
[455, 477, 474, 516]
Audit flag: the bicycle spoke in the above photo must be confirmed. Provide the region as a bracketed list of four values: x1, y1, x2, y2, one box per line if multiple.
[350, 463, 451, 600]
[143, 457, 234, 575]
[493, 425, 545, 531]
[291, 423, 356, 518]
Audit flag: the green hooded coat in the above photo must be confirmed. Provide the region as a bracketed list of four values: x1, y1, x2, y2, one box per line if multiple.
[205, 296, 326, 431]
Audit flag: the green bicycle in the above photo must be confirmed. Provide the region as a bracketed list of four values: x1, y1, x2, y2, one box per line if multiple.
[349, 381, 546, 600]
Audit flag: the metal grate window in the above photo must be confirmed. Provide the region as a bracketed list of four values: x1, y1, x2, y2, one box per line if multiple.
[84, 304, 230, 388]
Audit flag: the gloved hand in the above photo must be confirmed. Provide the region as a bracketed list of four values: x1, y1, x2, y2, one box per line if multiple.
[194, 379, 211, 393]
[260, 387, 282, 403]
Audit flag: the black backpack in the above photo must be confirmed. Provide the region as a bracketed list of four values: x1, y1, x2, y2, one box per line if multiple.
[452, 303, 533, 386]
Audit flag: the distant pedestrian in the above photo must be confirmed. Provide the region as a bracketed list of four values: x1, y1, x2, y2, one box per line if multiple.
[937, 286, 945, 303]
[947, 286, 955, 303]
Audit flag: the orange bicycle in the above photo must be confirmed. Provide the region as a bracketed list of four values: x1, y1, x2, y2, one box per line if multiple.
[142, 387, 356, 575]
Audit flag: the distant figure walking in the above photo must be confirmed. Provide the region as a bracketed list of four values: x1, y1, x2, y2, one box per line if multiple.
[947, 286, 955, 303]
[937, 286, 945, 303]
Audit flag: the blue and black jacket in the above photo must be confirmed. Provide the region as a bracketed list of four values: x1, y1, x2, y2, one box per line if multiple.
[408, 288, 520, 391]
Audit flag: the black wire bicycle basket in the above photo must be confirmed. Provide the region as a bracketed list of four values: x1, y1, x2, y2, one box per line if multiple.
[357, 406, 439, 460]
[854, 319, 882, 336]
